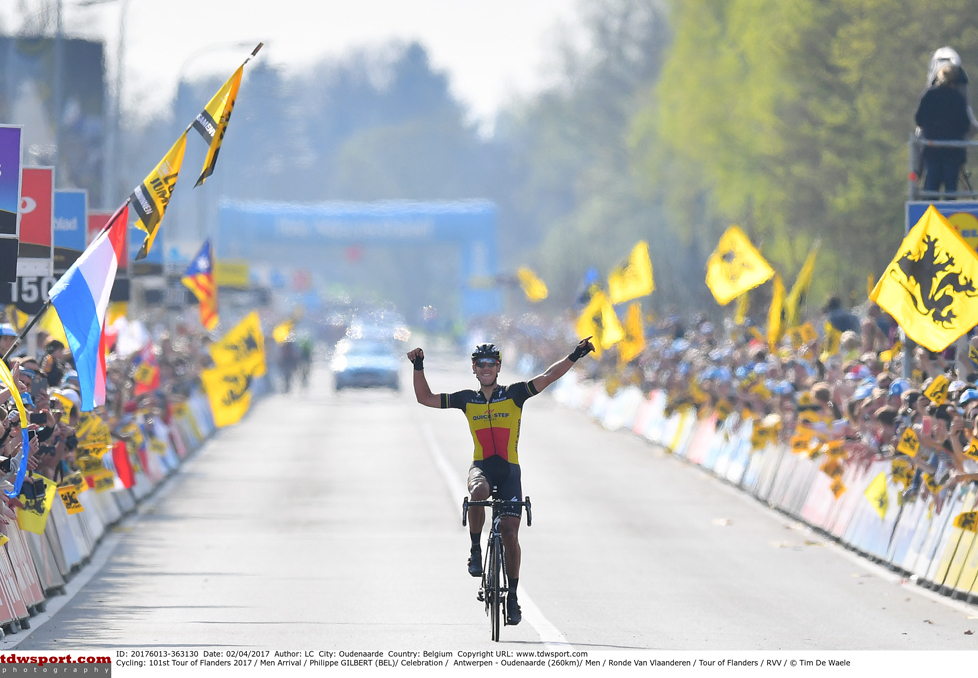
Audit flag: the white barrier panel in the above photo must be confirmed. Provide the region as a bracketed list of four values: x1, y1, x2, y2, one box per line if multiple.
[0, 381, 271, 638]
[555, 379, 978, 599]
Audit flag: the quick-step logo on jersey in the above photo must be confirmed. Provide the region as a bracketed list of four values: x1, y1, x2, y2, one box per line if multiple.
[442, 382, 539, 465]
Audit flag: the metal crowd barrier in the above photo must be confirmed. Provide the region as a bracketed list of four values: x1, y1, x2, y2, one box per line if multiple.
[0, 377, 263, 638]
[552, 373, 978, 605]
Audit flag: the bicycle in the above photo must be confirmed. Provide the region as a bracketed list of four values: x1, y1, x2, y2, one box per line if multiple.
[462, 492, 532, 641]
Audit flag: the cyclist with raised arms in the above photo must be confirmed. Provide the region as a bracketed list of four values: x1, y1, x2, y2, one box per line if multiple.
[407, 338, 594, 626]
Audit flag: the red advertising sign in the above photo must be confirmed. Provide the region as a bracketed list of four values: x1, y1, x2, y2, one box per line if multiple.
[17, 167, 53, 276]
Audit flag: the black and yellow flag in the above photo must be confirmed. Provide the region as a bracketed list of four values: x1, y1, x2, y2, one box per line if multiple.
[897, 427, 920, 457]
[924, 374, 949, 405]
[516, 267, 548, 302]
[131, 133, 188, 260]
[209, 311, 266, 376]
[954, 511, 978, 532]
[784, 240, 819, 328]
[17, 474, 57, 535]
[821, 321, 841, 359]
[575, 290, 624, 357]
[705, 225, 775, 305]
[56, 484, 84, 515]
[830, 478, 847, 499]
[608, 241, 654, 304]
[4, 305, 28, 332]
[201, 361, 254, 428]
[192, 64, 244, 187]
[618, 302, 646, 366]
[891, 458, 914, 487]
[964, 439, 978, 461]
[871, 205, 978, 352]
[767, 274, 786, 350]
[820, 457, 844, 480]
[864, 471, 888, 519]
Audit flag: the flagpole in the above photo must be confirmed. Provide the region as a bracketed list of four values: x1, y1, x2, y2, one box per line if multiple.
[2, 301, 52, 362]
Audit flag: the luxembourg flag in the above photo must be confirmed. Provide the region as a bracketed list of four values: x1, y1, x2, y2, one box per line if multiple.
[49, 203, 128, 411]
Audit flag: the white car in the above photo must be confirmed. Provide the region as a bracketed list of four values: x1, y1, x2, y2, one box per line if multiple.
[331, 340, 400, 391]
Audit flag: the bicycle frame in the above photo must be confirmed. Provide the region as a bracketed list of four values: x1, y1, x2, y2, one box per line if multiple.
[462, 494, 532, 641]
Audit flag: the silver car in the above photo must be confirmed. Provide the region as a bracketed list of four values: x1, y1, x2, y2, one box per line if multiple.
[331, 339, 400, 391]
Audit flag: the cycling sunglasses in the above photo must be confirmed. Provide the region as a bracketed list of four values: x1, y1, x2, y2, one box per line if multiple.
[474, 358, 499, 368]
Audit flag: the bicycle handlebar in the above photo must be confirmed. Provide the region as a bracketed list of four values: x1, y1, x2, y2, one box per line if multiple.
[462, 496, 532, 527]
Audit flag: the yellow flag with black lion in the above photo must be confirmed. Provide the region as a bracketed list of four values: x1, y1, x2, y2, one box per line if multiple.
[871, 205, 978, 352]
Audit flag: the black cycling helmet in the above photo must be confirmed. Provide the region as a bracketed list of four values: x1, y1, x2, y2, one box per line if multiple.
[471, 343, 501, 362]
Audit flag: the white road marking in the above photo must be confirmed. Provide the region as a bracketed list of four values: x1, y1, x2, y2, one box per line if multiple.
[421, 421, 573, 649]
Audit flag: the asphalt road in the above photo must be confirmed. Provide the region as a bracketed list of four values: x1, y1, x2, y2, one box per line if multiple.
[12, 351, 978, 651]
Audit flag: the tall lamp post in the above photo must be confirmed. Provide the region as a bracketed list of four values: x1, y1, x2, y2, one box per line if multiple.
[76, 0, 131, 209]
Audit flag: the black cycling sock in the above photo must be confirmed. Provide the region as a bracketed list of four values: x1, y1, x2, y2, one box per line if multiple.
[509, 578, 518, 598]
[470, 532, 481, 548]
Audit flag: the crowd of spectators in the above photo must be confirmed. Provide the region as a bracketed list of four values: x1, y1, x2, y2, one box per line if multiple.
[487, 297, 978, 511]
[0, 317, 215, 511]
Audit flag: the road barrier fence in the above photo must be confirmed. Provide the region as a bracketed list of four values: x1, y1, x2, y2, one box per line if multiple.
[552, 373, 978, 604]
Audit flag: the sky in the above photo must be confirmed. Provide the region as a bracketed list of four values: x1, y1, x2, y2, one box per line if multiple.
[0, 0, 584, 128]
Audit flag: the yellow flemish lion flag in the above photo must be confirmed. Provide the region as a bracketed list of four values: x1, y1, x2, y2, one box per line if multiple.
[201, 361, 254, 428]
[131, 133, 188, 260]
[705, 225, 775, 305]
[871, 205, 978, 352]
[954, 511, 978, 532]
[516, 267, 548, 302]
[17, 475, 58, 535]
[924, 374, 950, 405]
[192, 64, 244, 187]
[618, 302, 646, 366]
[575, 290, 624, 357]
[864, 471, 889, 520]
[897, 427, 920, 457]
[57, 485, 84, 515]
[608, 241, 654, 304]
[209, 311, 266, 376]
[767, 274, 786, 350]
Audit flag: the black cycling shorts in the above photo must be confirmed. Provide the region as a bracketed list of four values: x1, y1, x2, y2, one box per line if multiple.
[468, 457, 522, 518]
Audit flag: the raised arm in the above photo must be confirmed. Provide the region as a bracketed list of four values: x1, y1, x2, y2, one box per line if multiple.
[407, 347, 442, 408]
[530, 337, 594, 394]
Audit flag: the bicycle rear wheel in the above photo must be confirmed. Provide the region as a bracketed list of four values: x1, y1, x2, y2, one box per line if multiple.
[489, 536, 502, 641]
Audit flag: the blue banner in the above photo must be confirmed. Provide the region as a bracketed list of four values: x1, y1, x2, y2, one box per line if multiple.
[0, 126, 21, 236]
[53, 189, 86, 273]
[0, 126, 21, 283]
[218, 200, 502, 317]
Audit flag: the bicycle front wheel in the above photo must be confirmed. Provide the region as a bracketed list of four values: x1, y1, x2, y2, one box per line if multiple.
[489, 536, 502, 641]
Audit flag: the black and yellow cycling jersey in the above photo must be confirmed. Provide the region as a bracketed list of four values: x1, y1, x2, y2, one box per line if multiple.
[441, 382, 539, 465]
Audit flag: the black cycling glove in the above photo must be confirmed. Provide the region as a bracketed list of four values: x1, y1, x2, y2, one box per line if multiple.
[412, 354, 424, 371]
[568, 339, 594, 362]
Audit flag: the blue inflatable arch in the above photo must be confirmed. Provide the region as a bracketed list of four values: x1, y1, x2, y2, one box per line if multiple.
[218, 199, 502, 318]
